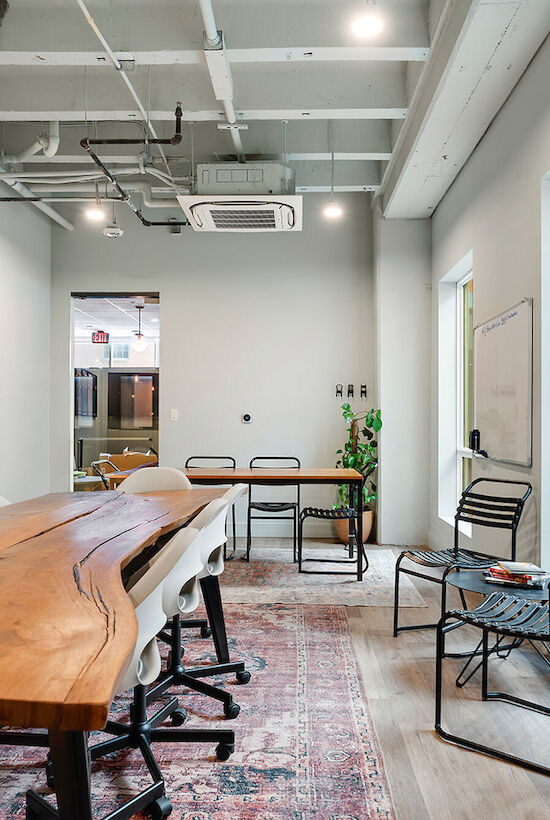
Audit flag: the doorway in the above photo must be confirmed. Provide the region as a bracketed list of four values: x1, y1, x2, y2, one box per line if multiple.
[71, 293, 160, 491]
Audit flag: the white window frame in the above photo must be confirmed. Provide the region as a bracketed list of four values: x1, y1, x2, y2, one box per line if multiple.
[437, 251, 473, 538]
[456, 271, 474, 491]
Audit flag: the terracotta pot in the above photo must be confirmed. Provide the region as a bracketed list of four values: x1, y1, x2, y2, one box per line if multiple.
[334, 510, 374, 545]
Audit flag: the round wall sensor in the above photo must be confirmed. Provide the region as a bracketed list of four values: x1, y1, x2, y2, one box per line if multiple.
[241, 413, 252, 423]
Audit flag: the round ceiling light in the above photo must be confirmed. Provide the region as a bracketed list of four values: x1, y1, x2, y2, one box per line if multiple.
[86, 205, 105, 222]
[324, 202, 344, 219]
[352, 14, 383, 37]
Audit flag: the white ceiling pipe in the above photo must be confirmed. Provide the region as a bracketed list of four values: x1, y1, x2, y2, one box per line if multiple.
[198, 0, 222, 47]
[197, 0, 245, 161]
[2, 121, 60, 163]
[0, 170, 74, 230]
[42, 121, 60, 157]
[75, 0, 173, 178]
[28, 181, 186, 207]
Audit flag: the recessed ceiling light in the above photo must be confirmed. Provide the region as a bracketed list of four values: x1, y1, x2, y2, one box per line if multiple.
[324, 202, 344, 219]
[352, 14, 383, 37]
[150, 318, 159, 323]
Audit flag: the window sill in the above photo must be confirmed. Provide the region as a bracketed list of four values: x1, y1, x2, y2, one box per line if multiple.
[439, 515, 472, 540]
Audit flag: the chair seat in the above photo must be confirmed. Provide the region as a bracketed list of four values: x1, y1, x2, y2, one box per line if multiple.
[300, 506, 355, 520]
[403, 547, 495, 570]
[450, 591, 550, 640]
[249, 501, 297, 513]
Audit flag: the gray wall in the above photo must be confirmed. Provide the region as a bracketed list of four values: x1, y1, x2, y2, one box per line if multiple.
[430, 36, 550, 562]
[51, 193, 374, 534]
[0, 199, 51, 502]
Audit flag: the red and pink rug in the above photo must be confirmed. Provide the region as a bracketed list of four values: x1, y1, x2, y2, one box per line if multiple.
[0, 604, 395, 819]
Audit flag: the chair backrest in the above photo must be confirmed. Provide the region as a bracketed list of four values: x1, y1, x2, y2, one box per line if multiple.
[185, 455, 236, 469]
[0, 496, 10, 507]
[118, 466, 192, 493]
[119, 526, 202, 692]
[249, 456, 301, 499]
[454, 478, 532, 559]
[192, 497, 232, 580]
[223, 483, 248, 507]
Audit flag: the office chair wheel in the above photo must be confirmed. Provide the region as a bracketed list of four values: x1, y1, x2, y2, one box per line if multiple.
[148, 796, 172, 819]
[200, 625, 212, 639]
[215, 742, 234, 761]
[170, 708, 187, 726]
[45, 758, 55, 790]
[224, 701, 240, 719]
[236, 670, 251, 685]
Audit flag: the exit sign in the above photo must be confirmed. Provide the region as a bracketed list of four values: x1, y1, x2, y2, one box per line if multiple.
[92, 330, 109, 344]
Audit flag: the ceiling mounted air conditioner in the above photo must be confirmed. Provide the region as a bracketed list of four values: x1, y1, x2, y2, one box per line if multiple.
[177, 195, 303, 232]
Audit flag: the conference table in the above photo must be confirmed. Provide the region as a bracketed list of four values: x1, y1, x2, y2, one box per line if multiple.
[0, 488, 223, 819]
[108, 467, 366, 581]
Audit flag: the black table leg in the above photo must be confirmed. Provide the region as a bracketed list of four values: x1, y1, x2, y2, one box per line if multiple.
[29, 730, 93, 820]
[200, 575, 230, 663]
[356, 479, 363, 581]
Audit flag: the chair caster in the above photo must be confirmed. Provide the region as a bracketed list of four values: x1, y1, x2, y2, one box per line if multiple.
[215, 742, 234, 761]
[170, 708, 187, 726]
[45, 759, 55, 790]
[200, 625, 212, 639]
[224, 701, 240, 719]
[148, 796, 172, 819]
[236, 670, 251, 685]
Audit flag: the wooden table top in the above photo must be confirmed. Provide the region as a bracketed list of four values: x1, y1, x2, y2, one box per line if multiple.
[109, 466, 362, 489]
[0, 488, 222, 732]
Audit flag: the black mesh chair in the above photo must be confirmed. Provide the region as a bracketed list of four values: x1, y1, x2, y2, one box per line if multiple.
[244, 456, 301, 562]
[435, 589, 550, 776]
[297, 464, 374, 576]
[393, 478, 532, 637]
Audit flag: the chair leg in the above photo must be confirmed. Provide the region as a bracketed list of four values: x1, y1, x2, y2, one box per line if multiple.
[298, 515, 304, 572]
[244, 503, 252, 562]
[232, 505, 237, 554]
[293, 507, 298, 563]
[393, 554, 404, 637]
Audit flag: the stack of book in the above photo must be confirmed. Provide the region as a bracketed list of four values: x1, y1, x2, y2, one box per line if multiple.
[485, 561, 550, 589]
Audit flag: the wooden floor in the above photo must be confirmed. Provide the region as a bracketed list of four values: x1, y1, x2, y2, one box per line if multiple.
[347, 547, 550, 820]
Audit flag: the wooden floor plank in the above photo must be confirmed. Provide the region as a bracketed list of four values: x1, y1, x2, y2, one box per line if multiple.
[346, 547, 550, 819]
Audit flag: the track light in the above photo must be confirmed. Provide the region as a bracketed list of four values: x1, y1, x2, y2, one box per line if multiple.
[103, 203, 124, 238]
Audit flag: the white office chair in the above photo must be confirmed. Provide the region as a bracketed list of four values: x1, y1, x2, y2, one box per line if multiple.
[81, 525, 235, 820]
[118, 466, 191, 493]
[0, 496, 10, 506]
[147, 495, 250, 719]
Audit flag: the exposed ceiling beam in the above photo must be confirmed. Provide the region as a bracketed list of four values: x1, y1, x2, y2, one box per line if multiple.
[17, 151, 392, 164]
[0, 109, 407, 122]
[0, 46, 429, 67]
[297, 185, 378, 193]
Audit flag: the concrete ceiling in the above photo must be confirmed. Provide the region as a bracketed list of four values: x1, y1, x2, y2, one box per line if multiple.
[0, 0, 548, 227]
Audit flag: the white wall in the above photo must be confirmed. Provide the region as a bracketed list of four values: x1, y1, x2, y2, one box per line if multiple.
[430, 36, 550, 563]
[374, 211, 431, 545]
[0, 199, 51, 502]
[50, 194, 374, 534]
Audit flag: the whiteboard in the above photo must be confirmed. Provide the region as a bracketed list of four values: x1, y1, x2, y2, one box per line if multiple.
[474, 298, 532, 467]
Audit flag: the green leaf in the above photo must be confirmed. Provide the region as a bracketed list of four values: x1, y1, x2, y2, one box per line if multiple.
[372, 419, 382, 432]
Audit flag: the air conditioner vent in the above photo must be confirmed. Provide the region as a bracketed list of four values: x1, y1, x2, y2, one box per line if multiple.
[177, 195, 302, 232]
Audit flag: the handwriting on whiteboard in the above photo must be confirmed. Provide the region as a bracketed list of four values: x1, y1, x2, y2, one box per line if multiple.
[481, 309, 519, 336]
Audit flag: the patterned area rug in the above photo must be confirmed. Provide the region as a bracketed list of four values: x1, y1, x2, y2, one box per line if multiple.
[221, 547, 426, 607]
[0, 604, 395, 820]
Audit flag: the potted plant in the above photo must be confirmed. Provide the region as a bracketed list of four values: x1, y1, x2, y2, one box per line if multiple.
[334, 404, 382, 544]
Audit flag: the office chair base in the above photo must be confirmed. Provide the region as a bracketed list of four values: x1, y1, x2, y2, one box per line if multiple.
[147, 614, 246, 717]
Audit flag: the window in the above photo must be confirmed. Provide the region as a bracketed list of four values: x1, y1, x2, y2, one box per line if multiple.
[438, 250, 473, 534]
[108, 372, 159, 429]
[112, 343, 129, 360]
[457, 275, 474, 491]
[74, 369, 97, 418]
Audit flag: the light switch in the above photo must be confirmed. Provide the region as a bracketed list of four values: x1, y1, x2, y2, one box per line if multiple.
[170, 408, 178, 421]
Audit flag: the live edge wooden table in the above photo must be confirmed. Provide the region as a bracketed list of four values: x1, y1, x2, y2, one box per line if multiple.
[109, 467, 365, 581]
[0, 488, 223, 820]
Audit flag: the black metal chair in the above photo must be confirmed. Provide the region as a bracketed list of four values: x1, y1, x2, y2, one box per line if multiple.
[185, 456, 238, 560]
[393, 478, 532, 637]
[435, 589, 550, 776]
[244, 456, 301, 562]
[297, 464, 374, 576]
